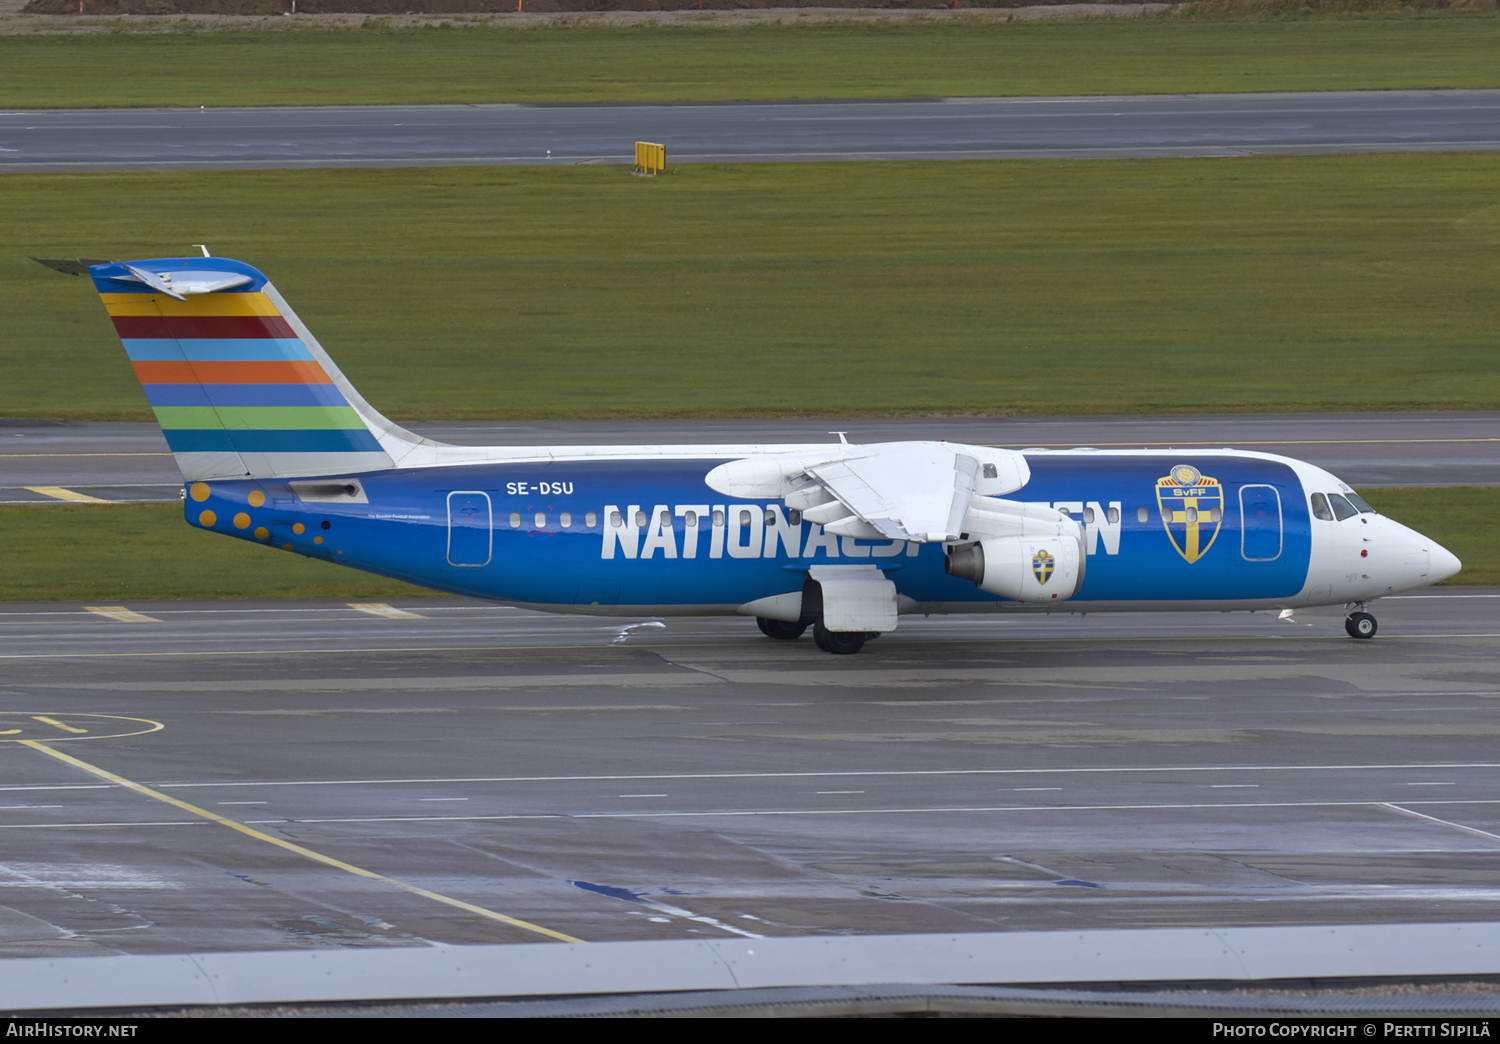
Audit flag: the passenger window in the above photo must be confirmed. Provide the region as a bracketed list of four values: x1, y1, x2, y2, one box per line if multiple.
[1082, 507, 1095, 524]
[560, 512, 572, 528]
[634, 510, 647, 527]
[739, 509, 752, 527]
[1107, 507, 1119, 524]
[684, 510, 697, 526]
[534, 512, 546, 528]
[609, 510, 621, 528]
[1328, 494, 1358, 521]
[660, 509, 672, 527]
[1311, 493, 1333, 521]
[1137, 506, 1148, 523]
[1186, 507, 1198, 522]
[586, 511, 598, 528]
[1209, 507, 1221, 522]
[713, 509, 725, 527]
[509, 512, 521, 529]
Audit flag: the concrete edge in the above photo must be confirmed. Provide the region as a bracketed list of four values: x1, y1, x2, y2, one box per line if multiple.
[3, 922, 1499, 1013]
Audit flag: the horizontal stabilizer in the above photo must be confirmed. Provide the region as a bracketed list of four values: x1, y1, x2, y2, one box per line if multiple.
[31, 257, 110, 277]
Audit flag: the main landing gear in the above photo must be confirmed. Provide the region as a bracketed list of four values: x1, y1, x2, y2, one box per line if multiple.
[813, 622, 878, 655]
[755, 616, 876, 654]
[756, 617, 807, 641]
[1345, 611, 1378, 640]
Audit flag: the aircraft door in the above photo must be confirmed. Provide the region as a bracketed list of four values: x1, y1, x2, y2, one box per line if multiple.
[446, 491, 493, 567]
[1239, 484, 1283, 561]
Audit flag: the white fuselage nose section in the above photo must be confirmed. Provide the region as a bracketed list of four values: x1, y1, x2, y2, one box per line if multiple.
[1295, 470, 1462, 607]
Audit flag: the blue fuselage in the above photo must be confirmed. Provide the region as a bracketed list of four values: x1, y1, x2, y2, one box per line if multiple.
[186, 451, 1314, 614]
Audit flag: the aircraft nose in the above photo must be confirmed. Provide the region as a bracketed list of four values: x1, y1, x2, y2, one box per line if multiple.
[1428, 539, 1462, 584]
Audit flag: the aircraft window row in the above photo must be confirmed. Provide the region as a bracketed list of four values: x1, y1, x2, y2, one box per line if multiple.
[506, 510, 594, 529]
[1130, 505, 1221, 523]
[1058, 506, 1122, 524]
[1311, 492, 1376, 522]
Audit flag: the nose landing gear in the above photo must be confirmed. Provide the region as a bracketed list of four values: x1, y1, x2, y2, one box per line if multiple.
[1345, 611, 1378, 639]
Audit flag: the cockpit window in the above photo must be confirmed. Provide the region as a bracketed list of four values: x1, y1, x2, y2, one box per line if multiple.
[1327, 493, 1359, 521]
[1344, 491, 1376, 515]
[1310, 492, 1334, 521]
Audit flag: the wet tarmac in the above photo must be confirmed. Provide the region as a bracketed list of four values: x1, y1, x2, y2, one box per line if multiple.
[0, 589, 1496, 957]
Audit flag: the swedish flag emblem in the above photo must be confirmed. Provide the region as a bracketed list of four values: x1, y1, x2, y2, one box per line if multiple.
[1032, 548, 1055, 585]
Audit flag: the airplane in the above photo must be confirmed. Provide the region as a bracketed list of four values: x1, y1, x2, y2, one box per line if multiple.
[35, 253, 1462, 654]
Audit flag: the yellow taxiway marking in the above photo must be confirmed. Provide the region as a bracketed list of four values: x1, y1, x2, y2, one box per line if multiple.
[31, 716, 86, 734]
[24, 486, 109, 503]
[0, 714, 163, 742]
[84, 606, 163, 624]
[20, 740, 583, 944]
[347, 603, 425, 620]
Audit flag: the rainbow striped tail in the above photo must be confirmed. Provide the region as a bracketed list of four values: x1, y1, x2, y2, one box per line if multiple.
[60, 255, 410, 482]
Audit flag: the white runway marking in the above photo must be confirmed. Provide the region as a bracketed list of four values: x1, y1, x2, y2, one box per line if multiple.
[238, 797, 1500, 826]
[141, 761, 1500, 791]
[1378, 804, 1500, 845]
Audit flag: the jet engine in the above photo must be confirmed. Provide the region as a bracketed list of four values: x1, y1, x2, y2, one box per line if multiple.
[945, 530, 1085, 603]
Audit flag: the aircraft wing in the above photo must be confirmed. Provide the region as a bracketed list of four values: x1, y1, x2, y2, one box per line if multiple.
[706, 441, 1031, 544]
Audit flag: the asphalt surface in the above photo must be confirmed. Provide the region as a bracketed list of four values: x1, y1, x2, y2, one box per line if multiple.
[4, 82, 1497, 979]
[3, 90, 1498, 172]
[0, 590, 1497, 957]
[2, 413, 1495, 504]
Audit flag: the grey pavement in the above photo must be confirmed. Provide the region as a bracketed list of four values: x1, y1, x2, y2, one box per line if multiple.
[3, 90, 1497, 171]
[0, 589, 1497, 958]
[1, 413, 1495, 503]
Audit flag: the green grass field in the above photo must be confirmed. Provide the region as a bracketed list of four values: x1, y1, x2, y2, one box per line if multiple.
[2, 487, 1489, 602]
[0, 502, 433, 602]
[7, 154, 1499, 419]
[1, 17, 1498, 109]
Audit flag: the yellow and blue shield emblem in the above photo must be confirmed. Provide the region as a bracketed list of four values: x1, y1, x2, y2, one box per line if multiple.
[1156, 464, 1223, 564]
[1032, 548, 1055, 585]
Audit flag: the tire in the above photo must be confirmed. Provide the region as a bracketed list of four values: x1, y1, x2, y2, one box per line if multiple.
[1345, 612, 1377, 640]
[757, 617, 807, 640]
[812, 622, 866, 655]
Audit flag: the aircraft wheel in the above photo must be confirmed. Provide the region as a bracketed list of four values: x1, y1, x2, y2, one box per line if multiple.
[757, 617, 807, 640]
[1345, 612, 1377, 640]
[813, 623, 866, 655]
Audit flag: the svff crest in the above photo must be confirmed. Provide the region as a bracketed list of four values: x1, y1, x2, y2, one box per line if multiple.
[1156, 464, 1223, 564]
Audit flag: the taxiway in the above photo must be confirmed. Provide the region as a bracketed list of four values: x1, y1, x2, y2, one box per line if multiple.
[0, 590, 1496, 957]
[3, 90, 1497, 171]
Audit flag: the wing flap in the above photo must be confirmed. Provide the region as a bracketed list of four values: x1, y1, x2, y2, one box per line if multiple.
[705, 440, 1031, 545]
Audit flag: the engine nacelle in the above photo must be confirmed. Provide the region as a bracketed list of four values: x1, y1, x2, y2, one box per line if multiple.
[945, 534, 1084, 603]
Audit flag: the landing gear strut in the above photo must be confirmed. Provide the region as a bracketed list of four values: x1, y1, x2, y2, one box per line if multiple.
[756, 617, 808, 641]
[1345, 611, 1377, 639]
[812, 622, 872, 655]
